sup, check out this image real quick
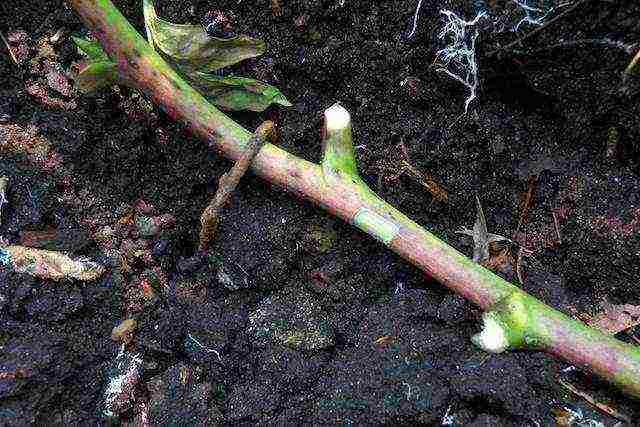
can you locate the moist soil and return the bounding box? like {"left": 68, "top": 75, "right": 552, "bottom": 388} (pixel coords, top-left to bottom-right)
{"left": 1, "top": 0, "right": 640, "bottom": 425}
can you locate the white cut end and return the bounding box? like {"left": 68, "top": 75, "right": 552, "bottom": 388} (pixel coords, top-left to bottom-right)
{"left": 324, "top": 103, "right": 351, "bottom": 131}
{"left": 471, "top": 312, "right": 509, "bottom": 353}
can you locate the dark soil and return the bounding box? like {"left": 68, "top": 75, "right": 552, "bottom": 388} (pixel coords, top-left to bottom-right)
{"left": 2, "top": 0, "right": 640, "bottom": 425}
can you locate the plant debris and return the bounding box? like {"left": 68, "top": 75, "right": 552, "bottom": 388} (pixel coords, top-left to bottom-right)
{"left": 0, "top": 243, "right": 105, "bottom": 281}
{"left": 586, "top": 300, "right": 640, "bottom": 336}
{"left": 457, "top": 195, "right": 510, "bottom": 264}
{"left": 0, "top": 176, "right": 8, "bottom": 225}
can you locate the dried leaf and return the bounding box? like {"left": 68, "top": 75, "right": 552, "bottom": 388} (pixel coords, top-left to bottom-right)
{"left": 143, "top": 0, "right": 264, "bottom": 73}
{"left": 457, "top": 195, "right": 510, "bottom": 263}
{"left": 587, "top": 301, "right": 640, "bottom": 335}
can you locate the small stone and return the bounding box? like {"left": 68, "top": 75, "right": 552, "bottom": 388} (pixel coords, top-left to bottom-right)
{"left": 247, "top": 288, "right": 335, "bottom": 351}
{"left": 134, "top": 214, "right": 175, "bottom": 237}
{"left": 111, "top": 319, "right": 138, "bottom": 345}
{"left": 148, "top": 363, "right": 223, "bottom": 424}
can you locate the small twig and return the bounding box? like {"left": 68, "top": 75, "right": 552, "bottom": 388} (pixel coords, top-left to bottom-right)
{"left": 516, "top": 175, "right": 536, "bottom": 236}
{"left": 0, "top": 30, "right": 18, "bottom": 65}
{"left": 625, "top": 46, "right": 640, "bottom": 75}
{"left": 557, "top": 378, "right": 631, "bottom": 423}
{"left": 397, "top": 143, "right": 449, "bottom": 202}
{"left": 198, "top": 121, "right": 275, "bottom": 251}
{"left": 487, "top": 0, "right": 590, "bottom": 56}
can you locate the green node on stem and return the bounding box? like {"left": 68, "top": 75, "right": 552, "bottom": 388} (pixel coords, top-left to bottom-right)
{"left": 472, "top": 291, "right": 531, "bottom": 353}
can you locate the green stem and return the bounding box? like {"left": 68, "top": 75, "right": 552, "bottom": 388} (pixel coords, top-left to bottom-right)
{"left": 67, "top": 0, "right": 640, "bottom": 398}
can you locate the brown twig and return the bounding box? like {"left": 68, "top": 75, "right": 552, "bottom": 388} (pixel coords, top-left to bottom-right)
{"left": 516, "top": 175, "right": 536, "bottom": 236}
{"left": 487, "top": 0, "right": 590, "bottom": 57}
{"left": 198, "top": 121, "right": 275, "bottom": 251}
{"left": 395, "top": 143, "right": 449, "bottom": 202}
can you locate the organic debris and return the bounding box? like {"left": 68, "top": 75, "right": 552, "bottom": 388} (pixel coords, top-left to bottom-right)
{"left": 271, "top": 0, "right": 282, "bottom": 17}
{"left": 199, "top": 121, "right": 275, "bottom": 250}
{"left": 551, "top": 405, "right": 603, "bottom": 427}
{"left": 0, "top": 244, "right": 104, "bottom": 281}
{"left": 0, "top": 30, "right": 18, "bottom": 65}
{"left": 457, "top": 195, "right": 510, "bottom": 264}
{"left": 372, "top": 142, "right": 448, "bottom": 202}
{"left": 586, "top": 300, "right": 640, "bottom": 336}
{"left": 558, "top": 378, "right": 631, "bottom": 423}
{"left": 625, "top": 47, "right": 640, "bottom": 75}
{"left": 516, "top": 175, "right": 536, "bottom": 235}
{"left": 605, "top": 127, "right": 619, "bottom": 161}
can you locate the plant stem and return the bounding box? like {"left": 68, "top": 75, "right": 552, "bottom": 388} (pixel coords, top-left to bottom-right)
{"left": 67, "top": 0, "right": 640, "bottom": 398}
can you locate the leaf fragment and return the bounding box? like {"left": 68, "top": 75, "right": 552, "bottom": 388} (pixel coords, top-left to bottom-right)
{"left": 72, "top": 36, "right": 119, "bottom": 93}
{"left": 193, "top": 73, "right": 292, "bottom": 111}
{"left": 75, "top": 60, "right": 119, "bottom": 93}
{"left": 72, "top": 35, "right": 110, "bottom": 61}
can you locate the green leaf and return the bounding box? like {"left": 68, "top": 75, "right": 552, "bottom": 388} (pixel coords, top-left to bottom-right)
{"left": 75, "top": 60, "right": 119, "bottom": 93}
{"left": 142, "top": 0, "right": 265, "bottom": 73}
{"left": 192, "top": 73, "right": 292, "bottom": 112}
{"left": 72, "top": 36, "right": 110, "bottom": 62}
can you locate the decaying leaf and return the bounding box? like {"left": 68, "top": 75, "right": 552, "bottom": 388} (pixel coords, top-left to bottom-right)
{"left": 587, "top": 300, "right": 640, "bottom": 335}
{"left": 457, "top": 194, "right": 510, "bottom": 263}
{"left": 142, "top": 0, "right": 290, "bottom": 111}
{"left": 0, "top": 244, "right": 104, "bottom": 281}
